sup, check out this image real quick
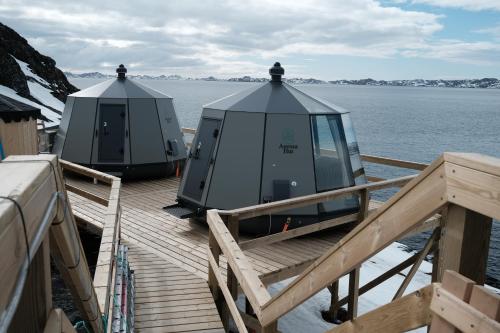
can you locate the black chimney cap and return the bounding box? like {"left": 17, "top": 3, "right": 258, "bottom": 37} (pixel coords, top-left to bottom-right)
{"left": 269, "top": 62, "right": 284, "bottom": 83}
{"left": 116, "top": 64, "right": 127, "bottom": 79}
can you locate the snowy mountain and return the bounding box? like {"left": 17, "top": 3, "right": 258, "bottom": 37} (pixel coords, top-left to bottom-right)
{"left": 0, "top": 22, "right": 77, "bottom": 128}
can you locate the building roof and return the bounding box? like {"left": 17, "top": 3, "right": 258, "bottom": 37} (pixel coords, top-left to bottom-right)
{"left": 70, "top": 65, "right": 172, "bottom": 99}
{"left": 0, "top": 94, "right": 43, "bottom": 122}
{"left": 204, "top": 62, "right": 348, "bottom": 114}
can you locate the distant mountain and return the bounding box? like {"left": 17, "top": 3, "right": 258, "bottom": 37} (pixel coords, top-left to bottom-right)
{"left": 66, "top": 71, "right": 499, "bottom": 88}
{"left": 329, "top": 78, "right": 500, "bottom": 89}
{"left": 0, "top": 22, "right": 78, "bottom": 127}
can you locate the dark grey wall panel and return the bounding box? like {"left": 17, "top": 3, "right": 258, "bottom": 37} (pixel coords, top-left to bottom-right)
{"left": 61, "top": 97, "right": 97, "bottom": 164}
{"left": 206, "top": 112, "right": 265, "bottom": 209}
{"left": 260, "top": 114, "right": 317, "bottom": 215}
{"left": 156, "top": 98, "right": 186, "bottom": 162}
{"left": 128, "top": 98, "right": 167, "bottom": 164}
{"left": 53, "top": 96, "right": 75, "bottom": 155}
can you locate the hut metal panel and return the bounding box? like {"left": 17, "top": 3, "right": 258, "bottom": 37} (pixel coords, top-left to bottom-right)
{"left": 128, "top": 98, "right": 167, "bottom": 164}
{"left": 260, "top": 114, "right": 317, "bottom": 215}
{"left": 52, "top": 96, "right": 75, "bottom": 155}
{"left": 91, "top": 98, "right": 130, "bottom": 165}
{"left": 181, "top": 116, "right": 222, "bottom": 204}
{"left": 61, "top": 97, "right": 97, "bottom": 164}
{"left": 178, "top": 109, "right": 225, "bottom": 200}
{"left": 156, "top": 98, "right": 186, "bottom": 162}
{"left": 206, "top": 112, "right": 265, "bottom": 209}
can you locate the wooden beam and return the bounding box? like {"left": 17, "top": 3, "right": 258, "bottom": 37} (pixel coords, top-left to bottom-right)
{"left": 59, "top": 159, "right": 117, "bottom": 184}
{"left": 65, "top": 183, "right": 109, "bottom": 206}
{"left": 43, "top": 308, "right": 77, "bottom": 333}
{"left": 259, "top": 156, "right": 447, "bottom": 326}
{"left": 239, "top": 213, "right": 358, "bottom": 251}
{"left": 207, "top": 250, "right": 249, "bottom": 333}
{"left": 206, "top": 210, "right": 271, "bottom": 322}
{"left": 220, "top": 174, "right": 416, "bottom": 220}
{"left": 181, "top": 127, "right": 197, "bottom": 135}
{"left": 445, "top": 160, "right": 500, "bottom": 220}
{"left": 429, "top": 270, "right": 475, "bottom": 333}
{"left": 469, "top": 285, "right": 500, "bottom": 322}
{"left": 361, "top": 154, "right": 428, "bottom": 170}
{"left": 437, "top": 204, "right": 492, "bottom": 284}
{"left": 328, "top": 284, "right": 433, "bottom": 333}
{"left": 393, "top": 228, "right": 438, "bottom": 300}
{"left": 430, "top": 284, "right": 500, "bottom": 333}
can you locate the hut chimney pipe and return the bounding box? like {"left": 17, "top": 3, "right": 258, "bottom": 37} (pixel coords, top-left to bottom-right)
{"left": 116, "top": 64, "right": 127, "bottom": 79}
{"left": 269, "top": 62, "right": 284, "bottom": 83}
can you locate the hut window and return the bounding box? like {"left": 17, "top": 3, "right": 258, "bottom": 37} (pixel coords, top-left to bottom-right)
{"left": 341, "top": 114, "right": 366, "bottom": 185}
{"left": 310, "top": 115, "right": 354, "bottom": 191}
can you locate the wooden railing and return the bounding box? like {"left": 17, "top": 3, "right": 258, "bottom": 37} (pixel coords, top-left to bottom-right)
{"left": 59, "top": 160, "right": 122, "bottom": 331}
{"left": 0, "top": 155, "right": 110, "bottom": 333}
{"left": 329, "top": 270, "right": 500, "bottom": 333}
{"left": 206, "top": 152, "right": 499, "bottom": 332}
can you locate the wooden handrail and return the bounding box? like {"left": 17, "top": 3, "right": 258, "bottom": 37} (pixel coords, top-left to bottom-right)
{"left": 206, "top": 210, "right": 271, "bottom": 322}
{"left": 207, "top": 250, "right": 248, "bottom": 333}
{"left": 361, "top": 154, "right": 428, "bottom": 170}
{"left": 219, "top": 175, "right": 415, "bottom": 220}
{"left": 59, "top": 158, "right": 122, "bottom": 321}
{"left": 60, "top": 159, "right": 119, "bottom": 184}
{"left": 206, "top": 152, "right": 500, "bottom": 330}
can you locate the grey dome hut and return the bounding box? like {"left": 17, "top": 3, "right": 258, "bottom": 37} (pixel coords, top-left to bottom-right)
{"left": 176, "top": 62, "right": 366, "bottom": 234}
{"left": 53, "top": 65, "right": 186, "bottom": 178}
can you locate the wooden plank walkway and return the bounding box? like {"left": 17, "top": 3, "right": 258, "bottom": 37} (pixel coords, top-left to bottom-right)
{"left": 66, "top": 175, "right": 394, "bottom": 332}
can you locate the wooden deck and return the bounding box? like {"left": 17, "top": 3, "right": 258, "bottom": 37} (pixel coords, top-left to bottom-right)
{"left": 67, "top": 175, "right": 381, "bottom": 332}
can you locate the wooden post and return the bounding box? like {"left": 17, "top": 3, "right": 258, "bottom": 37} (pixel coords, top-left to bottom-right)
{"left": 227, "top": 214, "right": 240, "bottom": 300}
{"left": 347, "top": 267, "right": 360, "bottom": 320}
{"left": 437, "top": 204, "right": 492, "bottom": 284}
{"left": 9, "top": 237, "right": 52, "bottom": 333}
{"left": 358, "top": 189, "right": 369, "bottom": 222}
{"left": 208, "top": 229, "right": 222, "bottom": 305}
{"left": 262, "top": 321, "right": 278, "bottom": 333}
{"left": 325, "top": 281, "right": 340, "bottom": 321}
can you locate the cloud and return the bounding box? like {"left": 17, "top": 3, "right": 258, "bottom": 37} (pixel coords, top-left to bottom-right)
{"left": 412, "top": 0, "right": 500, "bottom": 11}
{"left": 0, "top": 0, "right": 498, "bottom": 77}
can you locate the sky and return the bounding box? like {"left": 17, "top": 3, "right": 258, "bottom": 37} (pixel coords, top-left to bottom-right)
{"left": 0, "top": 0, "right": 499, "bottom": 80}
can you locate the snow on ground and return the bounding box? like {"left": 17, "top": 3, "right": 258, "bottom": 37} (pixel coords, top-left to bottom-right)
{"left": 237, "top": 242, "right": 432, "bottom": 333}
{"left": 0, "top": 84, "right": 61, "bottom": 127}
{"left": 27, "top": 81, "right": 64, "bottom": 111}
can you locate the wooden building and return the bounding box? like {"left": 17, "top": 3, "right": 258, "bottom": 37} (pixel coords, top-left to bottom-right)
{"left": 0, "top": 94, "right": 45, "bottom": 158}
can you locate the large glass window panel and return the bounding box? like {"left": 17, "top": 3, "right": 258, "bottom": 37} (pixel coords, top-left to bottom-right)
{"left": 341, "top": 113, "right": 366, "bottom": 185}
{"left": 311, "top": 115, "right": 354, "bottom": 191}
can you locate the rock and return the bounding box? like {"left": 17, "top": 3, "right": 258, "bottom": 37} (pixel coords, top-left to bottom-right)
{"left": 0, "top": 46, "right": 30, "bottom": 97}
{"left": 0, "top": 22, "right": 78, "bottom": 102}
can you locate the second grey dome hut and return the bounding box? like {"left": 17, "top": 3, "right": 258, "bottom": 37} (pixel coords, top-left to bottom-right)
{"left": 177, "top": 63, "right": 366, "bottom": 234}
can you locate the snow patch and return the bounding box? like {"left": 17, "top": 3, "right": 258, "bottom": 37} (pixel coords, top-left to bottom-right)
{"left": 27, "top": 81, "right": 64, "bottom": 111}
{"left": 13, "top": 57, "right": 50, "bottom": 86}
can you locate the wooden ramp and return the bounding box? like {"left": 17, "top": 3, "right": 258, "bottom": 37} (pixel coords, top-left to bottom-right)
{"left": 126, "top": 242, "right": 224, "bottom": 333}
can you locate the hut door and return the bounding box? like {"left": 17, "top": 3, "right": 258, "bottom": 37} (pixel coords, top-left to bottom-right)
{"left": 98, "top": 104, "right": 126, "bottom": 162}
{"left": 183, "top": 118, "right": 221, "bottom": 202}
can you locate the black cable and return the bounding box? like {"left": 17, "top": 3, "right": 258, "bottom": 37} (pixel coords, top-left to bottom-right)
{"left": 0, "top": 196, "right": 30, "bottom": 267}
